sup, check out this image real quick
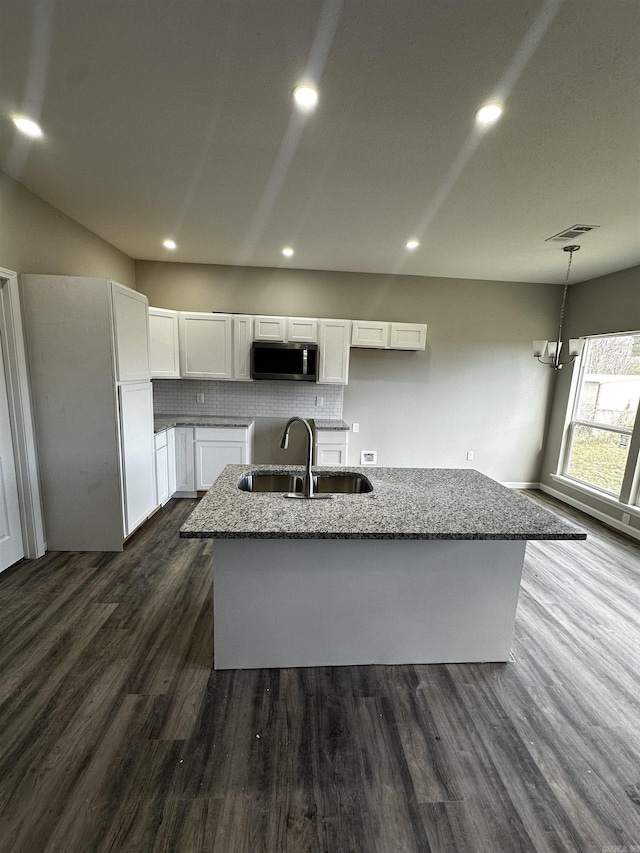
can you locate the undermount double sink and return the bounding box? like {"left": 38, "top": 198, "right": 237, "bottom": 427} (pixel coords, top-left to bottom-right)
{"left": 237, "top": 471, "right": 373, "bottom": 495}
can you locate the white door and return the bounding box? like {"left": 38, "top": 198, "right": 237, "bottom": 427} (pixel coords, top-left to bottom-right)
{"left": 0, "top": 336, "right": 23, "bottom": 572}
{"left": 195, "top": 441, "right": 247, "bottom": 490}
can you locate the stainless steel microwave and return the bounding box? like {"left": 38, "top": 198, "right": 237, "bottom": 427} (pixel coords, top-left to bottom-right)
{"left": 250, "top": 341, "right": 318, "bottom": 381}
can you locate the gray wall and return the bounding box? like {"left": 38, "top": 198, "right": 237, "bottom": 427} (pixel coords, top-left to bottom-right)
{"left": 540, "top": 263, "right": 640, "bottom": 535}
{"left": 136, "top": 260, "right": 563, "bottom": 484}
{"left": 0, "top": 172, "right": 135, "bottom": 286}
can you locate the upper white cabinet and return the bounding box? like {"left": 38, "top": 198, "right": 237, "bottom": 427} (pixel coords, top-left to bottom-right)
{"left": 179, "top": 312, "right": 233, "bottom": 380}
{"left": 112, "top": 283, "right": 150, "bottom": 382}
{"left": 351, "top": 320, "right": 390, "bottom": 349}
{"left": 351, "top": 319, "right": 427, "bottom": 351}
{"left": 254, "top": 315, "right": 286, "bottom": 342}
{"left": 149, "top": 307, "right": 180, "bottom": 378}
{"left": 232, "top": 315, "right": 253, "bottom": 381}
{"left": 287, "top": 317, "right": 318, "bottom": 343}
{"left": 389, "top": 322, "right": 427, "bottom": 351}
{"left": 318, "top": 319, "right": 351, "bottom": 385}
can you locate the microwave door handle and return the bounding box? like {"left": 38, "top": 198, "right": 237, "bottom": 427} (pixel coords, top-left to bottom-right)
{"left": 302, "top": 348, "right": 308, "bottom": 375}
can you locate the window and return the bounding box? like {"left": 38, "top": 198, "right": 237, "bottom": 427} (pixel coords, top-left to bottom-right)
{"left": 563, "top": 333, "right": 640, "bottom": 501}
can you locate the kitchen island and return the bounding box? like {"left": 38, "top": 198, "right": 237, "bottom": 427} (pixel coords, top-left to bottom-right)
{"left": 180, "top": 465, "right": 586, "bottom": 669}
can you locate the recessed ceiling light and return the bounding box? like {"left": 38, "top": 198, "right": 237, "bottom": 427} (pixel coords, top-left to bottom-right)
{"left": 282, "top": 247, "right": 294, "bottom": 257}
{"left": 475, "top": 103, "right": 503, "bottom": 124}
{"left": 163, "top": 239, "right": 177, "bottom": 250}
{"left": 293, "top": 85, "right": 318, "bottom": 110}
{"left": 405, "top": 239, "right": 420, "bottom": 250}
{"left": 12, "top": 115, "right": 43, "bottom": 138}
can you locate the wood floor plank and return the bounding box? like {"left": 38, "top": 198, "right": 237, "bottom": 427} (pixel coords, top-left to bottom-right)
{"left": 0, "top": 491, "right": 638, "bottom": 852}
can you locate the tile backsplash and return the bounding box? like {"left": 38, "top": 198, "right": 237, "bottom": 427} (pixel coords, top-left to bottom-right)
{"left": 152, "top": 379, "right": 343, "bottom": 420}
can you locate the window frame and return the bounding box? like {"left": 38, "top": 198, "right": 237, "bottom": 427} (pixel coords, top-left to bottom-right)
{"left": 561, "top": 332, "right": 640, "bottom": 506}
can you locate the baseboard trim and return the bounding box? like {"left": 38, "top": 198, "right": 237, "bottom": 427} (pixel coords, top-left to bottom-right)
{"left": 502, "top": 482, "right": 541, "bottom": 490}
{"left": 540, "top": 483, "right": 640, "bottom": 542}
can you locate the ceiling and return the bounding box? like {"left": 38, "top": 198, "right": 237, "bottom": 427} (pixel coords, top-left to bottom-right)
{"left": 1, "top": 0, "right": 638, "bottom": 284}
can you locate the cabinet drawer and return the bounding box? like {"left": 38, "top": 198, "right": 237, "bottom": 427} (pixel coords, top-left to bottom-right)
{"left": 195, "top": 427, "right": 248, "bottom": 442}
{"left": 315, "top": 429, "right": 349, "bottom": 444}
{"left": 154, "top": 430, "right": 167, "bottom": 450}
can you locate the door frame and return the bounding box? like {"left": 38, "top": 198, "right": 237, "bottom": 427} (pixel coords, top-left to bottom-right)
{"left": 0, "top": 267, "right": 46, "bottom": 558}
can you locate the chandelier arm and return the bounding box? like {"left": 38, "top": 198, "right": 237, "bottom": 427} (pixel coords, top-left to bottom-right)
{"left": 553, "top": 245, "right": 579, "bottom": 369}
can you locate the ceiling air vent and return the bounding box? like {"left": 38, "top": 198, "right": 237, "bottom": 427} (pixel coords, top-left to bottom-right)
{"left": 546, "top": 224, "right": 600, "bottom": 242}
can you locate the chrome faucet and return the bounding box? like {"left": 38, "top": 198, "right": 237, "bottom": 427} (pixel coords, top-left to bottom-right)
{"left": 280, "top": 416, "right": 331, "bottom": 500}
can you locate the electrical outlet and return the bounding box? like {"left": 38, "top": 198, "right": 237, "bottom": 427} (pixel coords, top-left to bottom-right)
{"left": 466, "top": 451, "right": 474, "bottom": 461}
{"left": 316, "top": 396, "right": 323, "bottom": 407}
{"left": 196, "top": 393, "right": 205, "bottom": 403}
{"left": 361, "top": 450, "right": 377, "bottom": 465}
{"left": 352, "top": 422, "right": 359, "bottom": 433}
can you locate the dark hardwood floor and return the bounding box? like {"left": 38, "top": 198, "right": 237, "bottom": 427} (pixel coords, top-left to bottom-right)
{"left": 0, "top": 492, "right": 639, "bottom": 852}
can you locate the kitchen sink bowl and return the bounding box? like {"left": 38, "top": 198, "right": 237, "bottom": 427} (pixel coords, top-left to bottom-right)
{"left": 312, "top": 473, "right": 373, "bottom": 494}
{"left": 237, "top": 473, "right": 304, "bottom": 493}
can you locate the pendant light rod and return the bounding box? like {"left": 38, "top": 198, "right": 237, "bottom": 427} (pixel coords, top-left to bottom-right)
{"left": 533, "top": 244, "right": 585, "bottom": 370}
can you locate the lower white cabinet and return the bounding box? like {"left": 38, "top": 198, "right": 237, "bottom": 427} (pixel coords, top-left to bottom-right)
{"left": 119, "top": 382, "right": 157, "bottom": 536}
{"left": 174, "top": 427, "right": 196, "bottom": 494}
{"left": 154, "top": 430, "right": 170, "bottom": 506}
{"left": 195, "top": 426, "right": 254, "bottom": 490}
{"left": 314, "top": 428, "right": 348, "bottom": 466}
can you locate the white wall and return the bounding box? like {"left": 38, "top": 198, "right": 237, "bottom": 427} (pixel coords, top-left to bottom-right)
{"left": 136, "top": 260, "right": 563, "bottom": 483}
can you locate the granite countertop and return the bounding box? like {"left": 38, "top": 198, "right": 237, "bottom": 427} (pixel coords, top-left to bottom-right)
{"left": 312, "top": 419, "right": 350, "bottom": 431}
{"left": 154, "top": 415, "right": 255, "bottom": 433}
{"left": 180, "top": 465, "right": 587, "bottom": 541}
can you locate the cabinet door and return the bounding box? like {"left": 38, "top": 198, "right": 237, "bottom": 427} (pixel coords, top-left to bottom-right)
{"left": 233, "top": 315, "right": 253, "bottom": 381}
{"left": 167, "top": 428, "right": 176, "bottom": 496}
{"left": 195, "top": 441, "right": 247, "bottom": 490}
{"left": 316, "top": 443, "right": 348, "bottom": 466}
{"left": 318, "top": 319, "right": 351, "bottom": 385}
{"left": 179, "top": 313, "right": 233, "bottom": 379}
{"left": 174, "top": 427, "right": 195, "bottom": 493}
{"left": 389, "top": 322, "right": 427, "bottom": 350}
{"left": 155, "top": 443, "right": 170, "bottom": 506}
{"left": 118, "top": 382, "right": 156, "bottom": 535}
{"left": 149, "top": 308, "right": 181, "bottom": 378}
{"left": 253, "top": 316, "right": 286, "bottom": 342}
{"left": 287, "top": 317, "right": 318, "bottom": 343}
{"left": 112, "top": 283, "right": 150, "bottom": 382}
{"left": 351, "top": 320, "right": 390, "bottom": 348}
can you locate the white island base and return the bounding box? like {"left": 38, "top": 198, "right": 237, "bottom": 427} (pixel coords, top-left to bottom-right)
{"left": 213, "top": 538, "right": 527, "bottom": 670}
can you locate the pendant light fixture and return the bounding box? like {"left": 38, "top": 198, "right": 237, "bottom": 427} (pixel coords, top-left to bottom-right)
{"left": 533, "top": 244, "right": 585, "bottom": 369}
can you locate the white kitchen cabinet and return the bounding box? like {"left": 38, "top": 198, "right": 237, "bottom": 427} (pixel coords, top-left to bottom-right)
{"left": 314, "top": 428, "right": 348, "bottom": 466}
{"left": 318, "top": 319, "right": 351, "bottom": 385}
{"left": 167, "top": 427, "right": 176, "bottom": 497}
{"left": 179, "top": 312, "right": 233, "bottom": 379}
{"left": 174, "top": 427, "right": 196, "bottom": 495}
{"left": 253, "top": 316, "right": 286, "bottom": 342}
{"left": 111, "top": 283, "right": 151, "bottom": 381}
{"left": 194, "top": 425, "right": 254, "bottom": 490}
{"left": 149, "top": 307, "right": 181, "bottom": 378}
{"left": 154, "top": 430, "right": 170, "bottom": 506}
{"left": 351, "top": 320, "right": 390, "bottom": 349}
{"left": 233, "top": 314, "right": 253, "bottom": 381}
{"left": 119, "top": 382, "right": 157, "bottom": 535}
{"left": 389, "top": 322, "right": 427, "bottom": 350}
{"left": 287, "top": 317, "right": 318, "bottom": 343}
{"left": 20, "top": 275, "right": 156, "bottom": 550}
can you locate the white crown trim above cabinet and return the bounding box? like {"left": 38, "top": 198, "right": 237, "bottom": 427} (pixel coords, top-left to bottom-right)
{"left": 149, "top": 307, "right": 181, "bottom": 378}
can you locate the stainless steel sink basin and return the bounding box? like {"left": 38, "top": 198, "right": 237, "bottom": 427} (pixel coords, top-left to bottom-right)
{"left": 237, "top": 473, "right": 304, "bottom": 493}
{"left": 312, "top": 473, "right": 373, "bottom": 494}
{"left": 237, "top": 471, "right": 373, "bottom": 496}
